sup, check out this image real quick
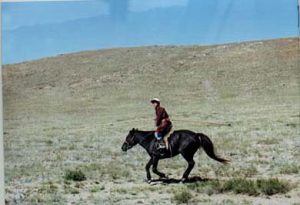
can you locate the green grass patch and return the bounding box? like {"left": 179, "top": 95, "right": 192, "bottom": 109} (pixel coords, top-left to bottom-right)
{"left": 286, "top": 123, "right": 298, "bottom": 128}
{"left": 64, "top": 169, "right": 86, "bottom": 181}
{"left": 257, "top": 178, "right": 290, "bottom": 195}
{"left": 222, "top": 178, "right": 258, "bottom": 196}
{"left": 45, "top": 139, "right": 53, "bottom": 145}
{"left": 187, "top": 178, "right": 291, "bottom": 196}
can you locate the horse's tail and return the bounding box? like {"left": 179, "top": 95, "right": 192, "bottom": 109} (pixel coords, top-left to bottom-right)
{"left": 198, "top": 133, "right": 230, "bottom": 165}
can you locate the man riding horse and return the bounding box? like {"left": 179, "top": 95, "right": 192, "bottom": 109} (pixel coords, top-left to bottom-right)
{"left": 150, "top": 98, "right": 172, "bottom": 151}
{"left": 121, "top": 98, "right": 230, "bottom": 182}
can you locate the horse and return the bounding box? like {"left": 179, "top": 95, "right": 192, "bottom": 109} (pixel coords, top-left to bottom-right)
{"left": 121, "top": 128, "right": 229, "bottom": 183}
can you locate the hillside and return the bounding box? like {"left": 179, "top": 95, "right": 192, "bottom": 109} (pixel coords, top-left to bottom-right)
{"left": 3, "top": 38, "right": 299, "bottom": 120}
{"left": 3, "top": 38, "right": 300, "bottom": 204}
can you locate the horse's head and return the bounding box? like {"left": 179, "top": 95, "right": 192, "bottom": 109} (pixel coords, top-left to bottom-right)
{"left": 121, "top": 128, "right": 139, "bottom": 152}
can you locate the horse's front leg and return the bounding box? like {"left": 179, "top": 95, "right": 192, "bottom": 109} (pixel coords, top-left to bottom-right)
{"left": 145, "top": 158, "right": 153, "bottom": 182}
{"left": 152, "top": 157, "right": 167, "bottom": 179}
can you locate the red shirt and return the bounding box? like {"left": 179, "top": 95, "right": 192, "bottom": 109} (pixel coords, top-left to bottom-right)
{"left": 155, "top": 106, "right": 170, "bottom": 127}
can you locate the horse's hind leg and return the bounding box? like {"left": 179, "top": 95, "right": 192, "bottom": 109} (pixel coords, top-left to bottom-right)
{"left": 181, "top": 154, "right": 195, "bottom": 182}
{"left": 152, "top": 157, "right": 167, "bottom": 179}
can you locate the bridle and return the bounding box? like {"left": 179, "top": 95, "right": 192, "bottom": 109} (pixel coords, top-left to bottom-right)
{"left": 124, "top": 132, "right": 135, "bottom": 147}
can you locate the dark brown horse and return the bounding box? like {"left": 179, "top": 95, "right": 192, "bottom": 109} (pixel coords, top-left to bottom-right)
{"left": 121, "top": 128, "right": 229, "bottom": 183}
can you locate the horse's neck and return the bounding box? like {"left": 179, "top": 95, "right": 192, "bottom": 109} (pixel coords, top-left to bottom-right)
{"left": 136, "top": 131, "right": 154, "bottom": 150}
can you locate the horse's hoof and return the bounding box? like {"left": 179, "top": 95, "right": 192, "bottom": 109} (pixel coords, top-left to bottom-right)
{"left": 147, "top": 179, "right": 152, "bottom": 184}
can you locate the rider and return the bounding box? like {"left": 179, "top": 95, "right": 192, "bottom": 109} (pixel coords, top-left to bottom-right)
{"left": 150, "top": 98, "right": 172, "bottom": 150}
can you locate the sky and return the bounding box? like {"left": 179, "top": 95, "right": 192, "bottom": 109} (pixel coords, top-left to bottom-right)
{"left": 2, "top": 0, "right": 299, "bottom": 64}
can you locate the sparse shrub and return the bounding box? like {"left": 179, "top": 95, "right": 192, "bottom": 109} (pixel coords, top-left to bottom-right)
{"left": 45, "top": 140, "right": 53, "bottom": 145}
{"left": 222, "top": 178, "right": 259, "bottom": 196}
{"left": 257, "top": 178, "right": 290, "bottom": 195}
{"left": 280, "top": 164, "right": 299, "bottom": 174}
{"left": 173, "top": 188, "right": 193, "bottom": 204}
{"left": 64, "top": 169, "right": 86, "bottom": 181}
{"left": 286, "top": 123, "right": 297, "bottom": 128}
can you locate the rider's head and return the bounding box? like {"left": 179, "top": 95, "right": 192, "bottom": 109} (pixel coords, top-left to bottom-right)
{"left": 150, "top": 98, "right": 160, "bottom": 108}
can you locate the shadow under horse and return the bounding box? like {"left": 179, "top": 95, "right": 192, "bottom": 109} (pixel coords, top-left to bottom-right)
{"left": 121, "top": 128, "right": 230, "bottom": 183}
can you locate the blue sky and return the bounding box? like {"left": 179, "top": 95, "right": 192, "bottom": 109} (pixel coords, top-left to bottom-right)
{"left": 2, "top": 0, "right": 298, "bottom": 64}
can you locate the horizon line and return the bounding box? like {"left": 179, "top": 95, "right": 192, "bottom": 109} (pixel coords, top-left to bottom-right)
{"left": 3, "top": 36, "right": 298, "bottom": 66}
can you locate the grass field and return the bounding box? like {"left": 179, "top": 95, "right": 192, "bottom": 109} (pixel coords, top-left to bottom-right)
{"left": 3, "top": 37, "right": 300, "bottom": 204}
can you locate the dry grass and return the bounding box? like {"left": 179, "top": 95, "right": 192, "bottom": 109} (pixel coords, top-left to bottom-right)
{"left": 3, "top": 38, "right": 300, "bottom": 204}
